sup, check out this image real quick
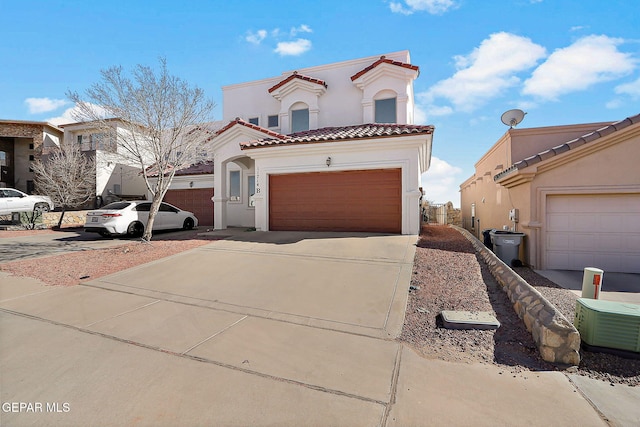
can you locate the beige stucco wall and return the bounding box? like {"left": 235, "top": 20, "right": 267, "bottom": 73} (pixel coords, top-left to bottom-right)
{"left": 460, "top": 119, "right": 637, "bottom": 268}
{"left": 509, "top": 123, "right": 609, "bottom": 166}
{"left": 517, "top": 125, "right": 640, "bottom": 269}
{"left": 460, "top": 132, "right": 512, "bottom": 235}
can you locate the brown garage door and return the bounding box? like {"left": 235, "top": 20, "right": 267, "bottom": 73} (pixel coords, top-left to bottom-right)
{"left": 164, "top": 188, "right": 214, "bottom": 226}
{"left": 269, "top": 169, "right": 401, "bottom": 233}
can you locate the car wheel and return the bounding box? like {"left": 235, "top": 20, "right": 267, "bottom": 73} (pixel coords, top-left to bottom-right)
{"left": 183, "top": 217, "right": 195, "bottom": 230}
{"left": 34, "top": 203, "right": 50, "bottom": 213}
{"left": 99, "top": 230, "right": 112, "bottom": 238}
{"left": 127, "top": 221, "right": 144, "bottom": 238}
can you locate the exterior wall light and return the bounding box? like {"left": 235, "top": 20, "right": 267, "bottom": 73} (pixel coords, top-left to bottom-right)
{"left": 326, "top": 157, "right": 331, "bottom": 167}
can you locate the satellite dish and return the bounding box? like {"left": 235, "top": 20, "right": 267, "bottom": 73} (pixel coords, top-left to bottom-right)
{"left": 501, "top": 109, "right": 526, "bottom": 128}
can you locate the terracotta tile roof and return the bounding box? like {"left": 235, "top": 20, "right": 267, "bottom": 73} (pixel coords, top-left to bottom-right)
{"left": 174, "top": 160, "right": 214, "bottom": 176}
{"left": 213, "top": 117, "right": 286, "bottom": 140}
{"left": 494, "top": 113, "right": 640, "bottom": 181}
{"left": 268, "top": 71, "right": 328, "bottom": 93}
{"left": 241, "top": 123, "right": 434, "bottom": 149}
{"left": 350, "top": 56, "right": 419, "bottom": 81}
{"left": 146, "top": 160, "right": 214, "bottom": 177}
{"left": 144, "top": 163, "right": 174, "bottom": 178}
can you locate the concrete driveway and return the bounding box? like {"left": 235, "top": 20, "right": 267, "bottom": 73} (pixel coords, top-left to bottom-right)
{"left": 0, "top": 231, "right": 606, "bottom": 426}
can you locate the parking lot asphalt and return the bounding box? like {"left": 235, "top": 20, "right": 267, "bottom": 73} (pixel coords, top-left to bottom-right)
{"left": 0, "top": 231, "right": 609, "bottom": 426}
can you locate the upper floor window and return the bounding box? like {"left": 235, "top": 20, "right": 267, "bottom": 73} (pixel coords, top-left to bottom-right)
{"left": 248, "top": 117, "right": 259, "bottom": 126}
{"left": 375, "top": 97, "right": 396, "bottom": 123}
{"left": 291, "top": 108, "right": 309, "bottom": 133}
{"left": 268, "top": 115, "right": 279, "bottom": 128}
{"left": 77, "top": 135, "right": 83, "bottom": 144}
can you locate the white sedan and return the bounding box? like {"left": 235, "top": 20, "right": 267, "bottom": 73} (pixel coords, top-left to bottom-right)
{"left": 0, "top": 188, "right": 54, "bottom": 214}
{"left": 84, "top": 201, "right": 198, "bottom": 237}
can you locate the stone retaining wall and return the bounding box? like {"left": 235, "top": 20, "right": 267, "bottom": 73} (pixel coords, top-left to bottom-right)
{"left": 453, "top": 225, "right": 581, "bottom": 365}
{"left": 42, "top": 211, "right": 88, "bottom": 228}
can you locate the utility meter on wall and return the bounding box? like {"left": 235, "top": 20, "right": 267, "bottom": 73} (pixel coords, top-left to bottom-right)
{"left": 509, "top": 208, "right": 519, "bottom": 222}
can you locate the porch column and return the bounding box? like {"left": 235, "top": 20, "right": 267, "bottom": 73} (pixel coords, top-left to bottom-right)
{"left": 213, "top": 158, "right": 228, "bottom": 230}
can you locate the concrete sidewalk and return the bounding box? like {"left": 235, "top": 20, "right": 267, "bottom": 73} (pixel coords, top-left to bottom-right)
{"left": 536, "top": 269, "right": 640, "bottom": 303}
{"left": 0, "top": 232, "right": 611, "bottom": 426}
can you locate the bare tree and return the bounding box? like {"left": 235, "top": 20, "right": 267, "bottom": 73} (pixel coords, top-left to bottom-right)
{"left": 32, "top": 143, "right": 96, "bottom": 228}
{"left": 67, "top": 58, "right": 215, "bottom": 241}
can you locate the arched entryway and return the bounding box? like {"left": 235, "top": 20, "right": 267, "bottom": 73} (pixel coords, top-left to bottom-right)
{"left": 213, "top": 153, "right": 255, "bottom": 230}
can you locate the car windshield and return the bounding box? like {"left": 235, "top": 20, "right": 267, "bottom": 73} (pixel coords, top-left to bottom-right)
{"left": 101, "top": 202, "right": 132, "bottom": 210}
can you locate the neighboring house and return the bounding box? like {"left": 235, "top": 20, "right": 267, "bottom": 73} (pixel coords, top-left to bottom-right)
{"left": 168, "top": 50, "right": 433, "bottom": 234}
{"left": 58, "top": 119, "right": 148, "bottom": 204}
{"left": 460, "top": 113, "right": 640, "bottom": 273}
{"left": 0, "top": 119, "right": 63, "bottom": 193}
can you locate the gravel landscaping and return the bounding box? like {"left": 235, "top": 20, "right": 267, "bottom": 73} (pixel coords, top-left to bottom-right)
{"left": 0, "top": 229, "right": 224, "bottom": 287}
{"left": 401, "top": 225, "right": 640, "bottom": 386}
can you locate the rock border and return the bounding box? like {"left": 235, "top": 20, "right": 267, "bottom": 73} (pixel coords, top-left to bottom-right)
{"left": 42, "top": 211, "right": 88, "bottom": 228}
{"left": 452, "top": 225, "right": 581, "bottom": 365}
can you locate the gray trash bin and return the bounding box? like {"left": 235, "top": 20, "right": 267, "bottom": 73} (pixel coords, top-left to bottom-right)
{"left": 489, "top": 230, "right": 525, "bottom": 266}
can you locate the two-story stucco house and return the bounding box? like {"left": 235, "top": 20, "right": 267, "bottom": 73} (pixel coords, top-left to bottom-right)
{"left": 165, "top": 50, "right": 434, "bottom": 234}
{"left": 59, "top": 119, "right": 149, "bottom": 204}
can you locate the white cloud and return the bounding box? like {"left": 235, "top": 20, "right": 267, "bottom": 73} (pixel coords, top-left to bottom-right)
{"left": 522, "top": 35, "right": 636, "bottom": 100}
{"left": 421, "top": 156, "right": 463, "bottom": 205}
{"left": 274, "top": 39, "right": 312, "bottom": 56}
{"left": 468, "top": 115, "right": 490, "bottom": 126}
{"left": 290, "top": 24, "right": 312, "bottom": 36}
{"left": 25, "top": 97, "right": 68, "bottom": 114}
{"left": 413, "top": 104, "right": 427, "bottom": 124}
{"left": 246, "top": 29, "right": 267, "bottom": 45}
{"left": 389, "top": 2, "right": 412, "bottom": 15}
{"left": 605, "top": 99, "right": 623, "bottom": 109}
{"left": 607, "top": 76, "right": 640, "bottom": 108}
{"left": 46, "top": 106, "right": 79, "bottom": 126}
{"left": 425, "top": 105, "right": 453, "bottom": 117}
{"left": 390, "top": 0, "right": 458, "bottom": 15}
{"left": 46, "top": 103, "right": 109, "bottom": 126}
{"left": 615, "top": 76, "right": 640, "bottom": 97}
{"left": 245, "top": 25, "right": 313, "bottom": 55}
{"left": 422, "top": 32, "right": 546, "bottom": 112}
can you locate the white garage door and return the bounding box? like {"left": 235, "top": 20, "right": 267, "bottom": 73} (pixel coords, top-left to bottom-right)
{"left": 545, "top": 194, "right": 640, "bottom": 273}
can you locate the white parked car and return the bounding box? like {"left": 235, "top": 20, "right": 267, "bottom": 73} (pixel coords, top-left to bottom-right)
{"left": 84, "top": 201, "right": 198, "bottom": 237}
{"left": 0, "top": 188, "right": 54, "bottom": 214}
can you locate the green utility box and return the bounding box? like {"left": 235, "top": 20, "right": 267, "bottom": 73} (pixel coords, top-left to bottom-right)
{"left": 574, "top": 298, "right": 640, "bottom": 353}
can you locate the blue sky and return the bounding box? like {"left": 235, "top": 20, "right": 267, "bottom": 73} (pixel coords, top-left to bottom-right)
{"left": 1, "top": 0, "right": 639, "bottom": 206}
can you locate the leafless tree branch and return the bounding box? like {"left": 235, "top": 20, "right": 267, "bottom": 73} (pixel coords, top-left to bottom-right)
{"left": 67, "top": 58, "right": 216, "bottom": 240}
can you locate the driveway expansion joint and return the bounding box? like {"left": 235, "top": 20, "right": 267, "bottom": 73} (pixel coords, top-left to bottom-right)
{"left": 1, "top": 308, "right": 390, "bottom": 408}
{"left": 80, "top": 281, "right": 393, "bottom": 339}
{"left": 182, "top": 315, "right": 248, "bottom": 354}
{"left": 84, "top": 299, "right": 161, "bottom": 327}
{"left": 197, "top": 246, "right": 413, "bottom": 266}
{"left": 381, "top": 344, "right": 403, "bottom": 426}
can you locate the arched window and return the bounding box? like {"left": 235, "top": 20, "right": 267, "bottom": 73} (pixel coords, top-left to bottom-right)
{"left": 374, "top": 90, "right": 397, "bottom": 123}
{"left": 290, "top": 102, "right": 309, "bottom": 133}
